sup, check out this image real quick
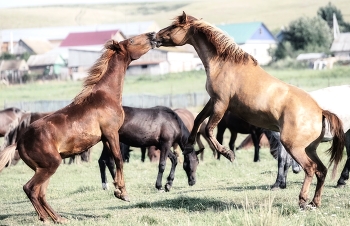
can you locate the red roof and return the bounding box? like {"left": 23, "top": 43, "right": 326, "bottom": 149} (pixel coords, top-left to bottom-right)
{"left": 59, "top": 29, "right": 122, "bottom": 47}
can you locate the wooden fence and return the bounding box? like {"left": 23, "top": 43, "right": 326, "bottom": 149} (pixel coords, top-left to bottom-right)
{"left": 4, "top": 92, "right": 210, "bottom": 112}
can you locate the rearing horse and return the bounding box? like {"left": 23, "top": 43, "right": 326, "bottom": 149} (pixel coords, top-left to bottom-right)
{"left": 15, "top": 33, "right": 156, "bottom": 223}
{"left": 155, "top": 12, "right": 345, "bottom": 209}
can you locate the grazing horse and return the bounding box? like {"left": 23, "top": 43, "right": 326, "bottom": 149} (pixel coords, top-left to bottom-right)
{"left": 155, "top": 12, "right": 345, "bottom": 209}
{"left": 98, "top": 106, "right": 200, "bottom": 192}
{"left": 269, "top": 85, "right": 350, "bottom": 189}
{"left": 10, "top": 33, "right": 157, "bottom": 223}
{"left": 216, "top": 111, "right": 264, "bottom": 162}
{"left": 0, "top": 107, "right": 26, "bottom": 137}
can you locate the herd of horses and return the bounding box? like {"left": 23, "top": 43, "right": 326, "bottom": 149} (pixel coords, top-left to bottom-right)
{"left": 0, "top": 12, "right": 349, "bottom": 223}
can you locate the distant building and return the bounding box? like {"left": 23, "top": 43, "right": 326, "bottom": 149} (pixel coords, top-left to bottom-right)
{"left": 330, "top": 32, "right": 350, "bottom": 61}
{"left": 27, "top": 53, "right": 67, "bottom": 80}
{"left": 216, "top": 22, "right": 277, "bottom": 65}
{"left": 13, "top": 38, "right": 54, "bottom": 55}
{"left": 0, "top": 21, "right": 159, "bottom": 53}
{"left": 0, "top": 59, "right": 29, "bottom": 84}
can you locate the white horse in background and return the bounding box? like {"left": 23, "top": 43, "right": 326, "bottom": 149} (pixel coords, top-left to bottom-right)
{"left": 272, "top": 85, "right": 350, "bottom": 189}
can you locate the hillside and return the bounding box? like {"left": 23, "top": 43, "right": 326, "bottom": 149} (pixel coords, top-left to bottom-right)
{"left": 0, "top": 0, "right": 349, "bottom": 33}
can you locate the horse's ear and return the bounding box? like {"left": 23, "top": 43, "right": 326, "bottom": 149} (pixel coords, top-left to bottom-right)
{"left": 180, "top": 11, "right": 188, "bottom": 24}
{"left": 195, "top": 148, "right": 204, "bottom": 156}
{"left": 107, "top": 40, "right": 121, "bottom": 52}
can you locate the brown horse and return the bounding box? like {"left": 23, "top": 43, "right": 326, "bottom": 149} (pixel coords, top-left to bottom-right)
{"left": 155, "top": 12, "right": 345, "bottom": 209}
{"left": 0, "top": 107, "right": 27, "bottom": 137}
{"left": 12, "top": 33, "right": 156, "bottom": 223}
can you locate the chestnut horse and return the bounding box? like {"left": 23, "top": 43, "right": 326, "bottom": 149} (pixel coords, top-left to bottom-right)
{"left": 155, "top": 12, "right": 345, "bottom": 209}
{"left": 12, "top": 33, "right": 156, "bottom": 223}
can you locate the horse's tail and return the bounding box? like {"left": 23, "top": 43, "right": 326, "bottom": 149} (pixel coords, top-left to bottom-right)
{"left": 0, "top": 144, "right": 17, "bottom": 172}
{"left": 323, "top": 110, "right": 345, "bottom": 179}
{"left": 262, "top": 130, "right": 281, "bottom": 159}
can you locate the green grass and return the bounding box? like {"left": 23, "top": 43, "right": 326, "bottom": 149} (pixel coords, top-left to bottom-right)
{"left": 1, "top": 66, "right": 350, "bottom": 109}
{"left": 1, "top": 137, "right": 350, "bottom": 225}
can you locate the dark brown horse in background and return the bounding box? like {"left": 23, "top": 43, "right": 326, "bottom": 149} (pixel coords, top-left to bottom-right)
{"left": 216, "top": 111, "right": 264, "bottom": 162}
{"left": 2, "top": 33, "right": 157, "bottom": 223}
{"left": 98, "top": 106, "right": 201, "bottom": 192}
{"left": 155, "top": 12, "right": 345, "bottom": 209}
{"left": 0, "top": 107, "right": 27, "bottom": 137}
{"left": 0, "top": 110, "right": 90, "bottom": 168}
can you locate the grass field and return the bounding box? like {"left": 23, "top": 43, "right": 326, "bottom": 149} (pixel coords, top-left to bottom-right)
{"left": 1, "top": 139, "right": 350, "bottom": 225}
{"left": 0, "top": 0, "right": 349, "bottom": 32}
{"left": 1, "top": 66, "right": 350, "bottom": 225}
{"left": 1, "top": 66, "right": 350, "bottom": 109}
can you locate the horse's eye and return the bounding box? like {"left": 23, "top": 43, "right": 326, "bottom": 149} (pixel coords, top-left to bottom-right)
{"left": 130, "top": 39, "right": 134, "bottom": 44}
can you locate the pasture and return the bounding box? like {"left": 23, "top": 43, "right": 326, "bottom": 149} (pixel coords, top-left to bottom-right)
{"left": 1, "top": 66, "right": 350, "bottom": 225}
{"left": 1, "top": 140, "right": 350, "bottom": 225}
{"left": 1, "top": 66, "right": 350, "bottom": 109}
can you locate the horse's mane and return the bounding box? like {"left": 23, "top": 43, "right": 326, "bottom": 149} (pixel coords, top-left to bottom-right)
{"left": 73, "top": 40, "right": 120, "bottom": 104}
{"left": 173, "top": 15, "right": 257, "bottom": 65}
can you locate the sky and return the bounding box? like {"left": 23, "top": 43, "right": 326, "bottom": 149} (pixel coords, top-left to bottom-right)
{"left": 0, "top": 0, "right": 174, "bottom": 9}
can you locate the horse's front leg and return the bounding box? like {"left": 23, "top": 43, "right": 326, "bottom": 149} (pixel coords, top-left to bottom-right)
{"left": 251, "top": 131, "right": 261, "bottom": 162}
{"left": 187, "top": 99, "right": 213, "bottom": 145}
{"left": 155, "top": 145, "right": 169, "bottom": 191}
{"left": 205, "top": 101, "right": 234, "bottom": 162}
{"left": 105, "top": 134, "right": 129, "bottom": 202}
{"left": 165, "top": 150, "right": 178, "bottom": 192}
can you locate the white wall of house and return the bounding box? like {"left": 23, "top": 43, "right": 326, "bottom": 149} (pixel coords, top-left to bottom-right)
{"left": 241, "top": 42, "right": 276, "bottom": 65}
{"left": 167, "top": 51, "right": 195, "bottom": 73}
{"left": 333, "top": 52, "right": 350, "bottom": 61}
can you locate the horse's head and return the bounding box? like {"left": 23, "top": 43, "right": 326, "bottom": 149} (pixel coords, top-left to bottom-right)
{"left": 107, "top": 32, "right": 157, "bottom": 61}
{"left": 156, "top": 11, "right": 197, "bottom": 47}
{"left": 182, "top": 145, "right": 203, "bottom": 186}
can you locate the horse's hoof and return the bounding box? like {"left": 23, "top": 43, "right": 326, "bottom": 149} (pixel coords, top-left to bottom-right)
{"left": 102, "top": 183, "right": 109, "bottom": 190}
{"left": 158, "top": 188, "right": 165, "bottom": 193}
{"left": 336, "top": 184, "right": 345, "bottom": 188}
{"left": 270, "top": 186, "right": 279, "bottom": 191}
{"left": 114, "top": 189, "right": 130, "bottom": 202}
{"left": 165, "top": 184, "right": 172, "bottom": 192}
{"left": 222, "top": 147, "right": 235, "bottom": 162}
{"left": 56, "top": 217, "right": 69, "bottom": 224}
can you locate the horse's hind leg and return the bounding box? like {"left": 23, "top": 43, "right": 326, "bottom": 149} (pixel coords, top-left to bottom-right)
{"left": 196, "top": 133, "right": 205, "bottom": 161}
{"left": 337, "top": 130, "right": 350, "bottom": 187}
{"left": 23, "top": 162, "right": 63, "bottom": 223}
{"left": 165, "top": 150, "right": 178, "bottom": 192}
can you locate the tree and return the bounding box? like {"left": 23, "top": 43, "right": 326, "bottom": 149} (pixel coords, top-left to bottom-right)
{"left": 317, "top": 2, "right": 350, "bottom": 32}
{"left": 283, "top": 16, "right": 332, "bottom": 52}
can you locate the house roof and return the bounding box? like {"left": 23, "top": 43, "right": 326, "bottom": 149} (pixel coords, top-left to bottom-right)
{"left": 216, "top": 22, "right": 276, "bottom": 44}
{"left": 59, "top": 29, "right": 124, "bottom": 47}
{"left": 0, "top": 59, "right": 28, "bottom": 71}
{"left": 330, "top": 32, "right": 350, "bottom": 52}
{"left": 20, "top": 38, "right": 54, "bottom": 54}
{"left": 1, "top": 21, "right": 159, "bottom": 42}
{"left": 27, "top": 53, "right": 65, "bottom": 66}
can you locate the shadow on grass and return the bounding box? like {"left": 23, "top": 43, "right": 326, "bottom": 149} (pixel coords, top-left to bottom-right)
{"left": 111, "top": 196, "right": 242, "bottom": 212}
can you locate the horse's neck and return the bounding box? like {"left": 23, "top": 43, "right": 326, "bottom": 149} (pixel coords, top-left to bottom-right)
{"left": 188, "top": 33, "right": 215, "bottom": 68}
{"left": 99, "top": 55, "right": 129, "bottom": 101}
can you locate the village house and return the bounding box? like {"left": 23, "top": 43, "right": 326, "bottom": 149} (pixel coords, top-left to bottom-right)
{"left": 216, "top": 22, "right": 277, "bottom": 65}
{"left": 26, "top": 53, "right": 67, "bottom": 80}
{"left": 0, "top": 59, "right": 29, "bottom": 84}
{"left": 330, "top": 32, "right": 350, "bottom": 61}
